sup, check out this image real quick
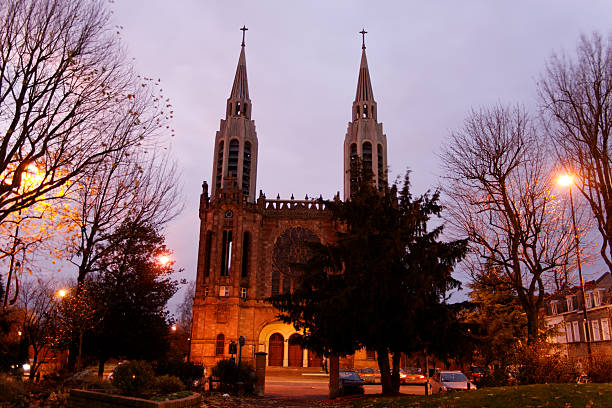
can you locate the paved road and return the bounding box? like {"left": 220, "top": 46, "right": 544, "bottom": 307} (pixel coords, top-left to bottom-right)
{"left": 265, "top": 375, "right": 427, "bottom": 399}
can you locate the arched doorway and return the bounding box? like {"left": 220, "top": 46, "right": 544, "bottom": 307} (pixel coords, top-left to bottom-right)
{"left": 268, "top": 333, "right": 284, "bottom": 366}
{"left": 308, "top": 350, "right": 322, "bottom": 368}
{"left": 288, "top": 334, "right": 303, "bottom": 367}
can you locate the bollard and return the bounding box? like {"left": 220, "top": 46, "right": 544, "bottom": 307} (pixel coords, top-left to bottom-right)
{"left": 254, "top": 352, "right": 267, "bottom": 397}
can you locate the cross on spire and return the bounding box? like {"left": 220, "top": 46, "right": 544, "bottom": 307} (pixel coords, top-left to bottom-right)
{"left": 240, "top": 25, "right": 248, "bottom": 47}
{"left": 360, "top": 28, "right": 367, "bottom": 50}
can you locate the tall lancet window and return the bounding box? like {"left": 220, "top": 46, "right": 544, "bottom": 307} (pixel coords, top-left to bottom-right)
{"left": 377, "top": 144, "right": 384, "bottom": 190}
{"left": 242, "top": 142, "right": 251, "bottom": 196}
{"left": 228, "top": 139, "right": 239, "bottom": 178}
{"left": 221, "top": 230, "right": 233, "bottom": 277}
{"left": 362, "top": 141, "right": 372, "bottom": 173}
{"left": 216, "top": 141, "right": 224, "bottom": 190}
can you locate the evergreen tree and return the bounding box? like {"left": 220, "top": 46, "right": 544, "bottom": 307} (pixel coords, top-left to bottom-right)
{"left": 83, "top": 220, "right": 178, "bottom": 376}
{"left": 270, "top": 162, "right": 467, "bottom": 394}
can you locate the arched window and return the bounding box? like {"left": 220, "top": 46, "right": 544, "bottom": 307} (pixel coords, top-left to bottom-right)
{"left": 362, "top": 104, "right": 368, "bottom": 118}
{"left": 215, "top": 334, "right": 225, "bottom": 356}
{"left": 228, "top": 139, "right": 239, "bottom": 177}
{"left": 243, "top": 103, "right": 249, "bottom": 118}
{"left": 216, "top": 141, "right": 224, "bottom": 189}
{"left": 241, "top": 231, "right": 250, "bottom": 278}
{"left": 242, "top": 141, "right": 251, "bottom": 196}
{"left": 355, "top": 105, "right": 360, "bottom": 120}
{"left": 235, "top": 102, "right": 241, "bottom": 115}
{"left": 350, "top": 143, "right": 358, "bottom": 162}
{"left": 377, "top": 144, "right": 384, "bottom": 190}
{"left": 362, "top": 141, "right": 372, "bottom": 172}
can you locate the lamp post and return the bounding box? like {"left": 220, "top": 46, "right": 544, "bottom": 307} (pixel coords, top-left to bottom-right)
{"left": 558, "top": 174, "right": 592, "bottom": 365}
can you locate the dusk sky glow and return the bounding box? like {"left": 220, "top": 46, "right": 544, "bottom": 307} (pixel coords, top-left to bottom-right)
{"left": 108, "top": 1, "right": 612, "bottom": 305}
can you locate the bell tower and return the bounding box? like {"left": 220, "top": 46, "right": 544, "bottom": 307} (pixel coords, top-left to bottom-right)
{"left": 211, "top": 26, "right": 258, "bottom": 202}
{"left": 343, "top": 29, "right": 387, "bottom": 199}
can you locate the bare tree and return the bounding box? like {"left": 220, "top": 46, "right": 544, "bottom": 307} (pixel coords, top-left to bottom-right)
{"left": 0, "top": 0, "right": 166, "bottom": 223}
{"left": 539, "top": 32, "right": 612, "bottom": 273}
{"left": 67, "top": 148, "right": 182, "bottom": 286}
{"left": 18, "top": 278, "right": 61, "bottom": 380}
{"left": 442, "top": 105, "right": 573, "bottom": 341}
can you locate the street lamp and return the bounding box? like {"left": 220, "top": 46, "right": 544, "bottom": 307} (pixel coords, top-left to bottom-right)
{"left": 57, "top": 289, "right": 67, "bottom": 298}
{"left": 557, "top": 173, "right": 592, "bottom": 364}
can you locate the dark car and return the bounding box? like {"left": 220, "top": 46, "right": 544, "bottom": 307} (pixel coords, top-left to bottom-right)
{"left": 400, "top": 367, "right": 427, "bottom": 384}
{"left": 339, "top": 370, "right": 365, "bottom": 395}
{"left": 469, "top": 366, "right": 486, "bottom": 383}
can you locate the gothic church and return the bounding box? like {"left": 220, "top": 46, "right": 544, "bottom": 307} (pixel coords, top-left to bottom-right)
{"left": 190, "top": 31, "right": 388, "bottom": 370}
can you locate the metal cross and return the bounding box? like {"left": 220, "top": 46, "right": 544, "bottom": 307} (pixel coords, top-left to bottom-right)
{"left": 360, "top": 28, "right": 367, "bottom": 49}
{"left": 241, "top": 25, "right": 248, "bottom": 46}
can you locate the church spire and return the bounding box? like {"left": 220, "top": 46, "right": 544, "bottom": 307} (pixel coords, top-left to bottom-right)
{"left": 213, "top": 27, "right": 258, "bottom": 202}
{"left": 229, "top": 27, "right": 249, "bottom": 101}
{"left": 344, "top": 29, "right": 387, "bottom": 200}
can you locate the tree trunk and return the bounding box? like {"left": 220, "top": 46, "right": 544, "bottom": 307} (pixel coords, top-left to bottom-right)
{"left": 77, "top": 330, "right": 84, "bottom": 371}
{"left": 526, "top": 306, "right": 539, "bottom": 343}
{"left": 377, "top": 348, "right": 393, "bottom": 394}
{"left": 328, "top": 354, "right": 339, "bottom": 399}
{"left": 391, "top": 352, "right": 401, "bottom": 393}
{"left": 98, "top": 357, "right": 106, "bottom": 378}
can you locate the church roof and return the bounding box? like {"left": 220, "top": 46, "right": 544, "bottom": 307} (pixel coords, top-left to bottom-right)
{"left": 355, "top": 48, "right": 374, "bottom": 103}
{"left": 230, "top": 45, "right": 249, "bottom": 100}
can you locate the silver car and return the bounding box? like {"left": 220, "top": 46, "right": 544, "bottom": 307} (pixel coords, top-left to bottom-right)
{"left": 431, "top": 370, "right": 477, "bottom": 393}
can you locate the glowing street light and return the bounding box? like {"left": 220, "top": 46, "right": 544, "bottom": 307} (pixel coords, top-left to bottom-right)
{"left": 557, "top": 173, "right": 592, "bottom": 364}
{"left": 57, "top": 289, "right": 67, "bottom": 298}
{"left": 158, "top": 255, "right": 171, "bottom": 267}
{"left": 171, "top": 324, "right": 177, "bottom": 332}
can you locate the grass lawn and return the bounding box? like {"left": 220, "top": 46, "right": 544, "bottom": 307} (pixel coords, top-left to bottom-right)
{"left": 349, "top": 383, "right": 612, "bottom": 407}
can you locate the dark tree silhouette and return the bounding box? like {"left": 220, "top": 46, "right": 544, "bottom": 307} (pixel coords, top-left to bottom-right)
{"left": 271, "top": 162, "right": 466, "bottom": 394}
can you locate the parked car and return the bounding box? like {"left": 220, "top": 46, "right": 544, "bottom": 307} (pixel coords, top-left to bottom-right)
{"left": 430, "top": 370, "right": 476, "bottom": 393}
{"left": 400, "top": 367, "right": 427, "bottom": 384}
{"left": 357, "top": 368, "right": 378, "bottom": 384}
{"left": 468, "top": 366, "right": 486, "bottom": 384}
{"left": 339, "top": 370, "right": 365, "bottom": 395}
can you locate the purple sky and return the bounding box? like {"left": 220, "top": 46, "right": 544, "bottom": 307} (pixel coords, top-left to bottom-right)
{"left": 108, "top": 1, "right": 612, "bottom": 305}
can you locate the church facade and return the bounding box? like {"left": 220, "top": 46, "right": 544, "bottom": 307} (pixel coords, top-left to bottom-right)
{"left": 190, "top": 33, "right": 388, "bottom": 370}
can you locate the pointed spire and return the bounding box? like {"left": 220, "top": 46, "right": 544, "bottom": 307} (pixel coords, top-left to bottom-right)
{"left": 355, "top": 48, "right": 374, "bottom": 103}
{"left": 230, "top": 45, "right": 249, "bottom": 100}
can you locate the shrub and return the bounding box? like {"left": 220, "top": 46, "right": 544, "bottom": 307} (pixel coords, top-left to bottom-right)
{"left": 155, "top": 360, "right": 204, "bottom": 389}
{"left": 211, "top": 359, "right": 256, "bottom": 394}
{"left": 155, "top": 375, "right": 185, "bottom": 394}
{"left": 588, "top": 355, "right": 612, "bottom": 383}
{"left": 110, "top": 360, "right": 155, "bottom": 397}
{"left": 511, "top": 342, "right": 579, "bottom": 384}
{"left": 0, "top": 374, "right": 26, "bottom": 403}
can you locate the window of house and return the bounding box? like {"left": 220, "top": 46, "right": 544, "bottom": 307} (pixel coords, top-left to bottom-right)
{"left": 573, "top": 321, "right": 580, "bottom": 342}
{"left": 551, "top": 301, "right": 558, "bottom": 315}
{"left": 594, "top": 290, "right": 602, "bottom": 307}
{"left": 204, "top": 287, "right": 209, "bottom": 297}
{"left": 601, "top": 318, "right": 611, "bottom": 341}
{"left": 566, "top": 296, "right": 574, "bottom": 311}
{"left": 566, "top": 322, "right": 574, "bottom": 343}
{"left": 366, "top": 349, "right": 376, "bottom": 360}
{"left": 586, "top": 292, "right": 593, "bottom": 309}
{"left": 241, "top": 287, "right": 247, "bottom": 300}
{"left": 216, "top": 334, "right": 225, "bottom": 356}
{"left": 219, "top": 286, "right": 229, "bottom": 297}
{"left": 592, "top": 320, "right": 601, "bottom": 341}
